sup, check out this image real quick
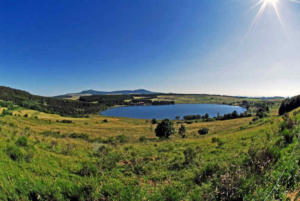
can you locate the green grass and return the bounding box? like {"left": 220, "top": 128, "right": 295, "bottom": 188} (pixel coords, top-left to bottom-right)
{"left": 0, "top": 101, "right": 299, "bottom": 200}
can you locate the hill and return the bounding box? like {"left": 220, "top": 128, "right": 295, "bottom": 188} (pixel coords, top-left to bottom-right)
{"left": 55, "top": 89, "right": 158, "bottom": 99}
{"left": 0, "top": 93, "right": 299, "bottom": 200}
{"left": 0, "top": 86, "right": 103, "bottom": 116}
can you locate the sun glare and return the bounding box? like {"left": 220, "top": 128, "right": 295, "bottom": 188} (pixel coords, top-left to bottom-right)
{"left": 246, "top": 0, "right": 283, "bottom": 35}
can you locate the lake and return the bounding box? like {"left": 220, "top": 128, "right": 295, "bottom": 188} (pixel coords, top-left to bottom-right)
{"left": 100, "top": 104, "right": 246, "bottom": 120}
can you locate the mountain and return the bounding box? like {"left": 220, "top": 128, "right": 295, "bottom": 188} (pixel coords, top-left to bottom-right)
{"left": 55, "top": 89, "right": 159, "bottom": 98}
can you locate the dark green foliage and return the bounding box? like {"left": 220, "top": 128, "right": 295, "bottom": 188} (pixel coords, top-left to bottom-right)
{"left": 116, "top": 134, "right": 128, "bottom": 143}
{"left": 279, "top": 95, "right": 300, "bottom": 115}
{"left": 6, "top": 145, "right": 25, "bottom": 161}
{"left": 198, "top": 127, "right": 209, "bottom": 135}
{"left": 282, "top": 129, "right": 294, "bottom": 145}
{"left": 183, "top": 115, "right": 201, "bottom": 120}
{"left": 69, "top": 133, "right": 89, "bottom": 140}
{"left": 183, "top": 147, "right": 196, "bottom": 166}
{"left": 155, "top": 119, "right": 175, "bottom": 139}
{"left": 178, "top": 124, "right": 186, "bottom": 138}
{"left": 15, "top": 136, "right": 28, "bottom": 147}
{"left": 194, "top": 163, "right": 220, "bottom": 185}
{"left": 151, "top": 118, "right": 157, "bottom": 124}
{"left": 60, "top": 119, "right": 73, "bottom": 123}
{"left": 245, "top": 146, "right": 280, "bottom": 175}
{"left": 1, "top": 109, "right": 12, "bottom": 116}
{"left": 102, "top": 119, "right": 108, "bottom": 123}
{"left": 78, "top": 163, "right": 98, "bottom": 177}
{"left": 0, "top": 86, "right": 103, "bottom": 117}
{"left": 139, "top": 136, "right": 147, "bottom": 142}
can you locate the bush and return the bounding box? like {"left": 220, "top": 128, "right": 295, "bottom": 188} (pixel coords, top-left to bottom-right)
{"left": 15, "top": 136, "right": 28, "bottom": 147}
{"left": 60, "top": 119, "right": 72, "bottom": 123}
{"left": 6, "top": 145, "right": 25, "bottom": 161}
{"left": 282, "top": 129, "right": 294, "bottom": 145}
{"left": 178, "top": 125, "right": 186, "bottom": 138}
{"left": 194, "top": 163, "right": 220, "bottom": 185}
{"left": 155, "top": 119, "right": 175, "bottom": 139}
{"left": 198, "top": 127, "right": 209, "bottom": 135}
{"left": 139, "top": 136, "right": 147, "bottom": 142}
{"left": 102, "top": 119, "right": 108, "bottom": 123}
{"left": 245, "top": 146, "right": 281, "bottom": 175}
{"left": 151, "top": 118, "right": 158, "bottom": 124}
{"left": 69, "top": 133, "right": 89, "bottom": 140}
{"left": 116, "top": 134, "right": 128, "bottom": 143}
{"left": 183, "top": 147, "right": 196, "bottom": 166}
{"left": 78, "top": 163, "right": 98, "bottom": 177}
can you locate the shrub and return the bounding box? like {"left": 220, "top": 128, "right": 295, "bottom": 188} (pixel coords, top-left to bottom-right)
{"left": 155, "top": 119, "right": 175, "bottom": 139}
{"left": 15, "top": 136, "right": 28, "bottom": 147}
{"left": 6, "top": 145, "right": 25, "bottom": 161}
{"left": 198, "top": 127, "right": 209, "bottom": 135}
{"left": 183, "top": 147, "right": 196, "bottom": 166}
{"left": 60, "top": 119, "right": 72, "bottom": 123}
{"left": 178, "top": 125, "right": 186, "bottom": 138}
{"left": 245, "top": 146, "right": 280, "bottom": 175}
{"left": 93, "top": 143, "right": 109, "bottom": 156}
{"left": 151, "top": 118, "right": 157, "bottom": 124}
{"left": 116, "top": 134, "right": 128, "bottom": 143}
{"left": 102, "top": 119, "right": 108, "bottom": 123}
{"left": 194, "top": 163, "right": 220, "bottom": 185}
{"left": 282, "top": 129, "right": 294, "bottom": 145}
{"left": 139, "top": 136, "right": 147, "bottom": 142}
{"left": 78, "top": 163, "right": 98, "bottom": 177}
{"left": 69, "top": 133, "right": 89, "bottom": 140}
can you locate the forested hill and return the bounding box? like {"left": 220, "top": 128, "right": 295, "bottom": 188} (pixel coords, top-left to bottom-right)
{"left": 279, "top": 95, "right": 300, "bottom": 115}
{"left": 0, "top": 86, "right": 103, "bottom": 117}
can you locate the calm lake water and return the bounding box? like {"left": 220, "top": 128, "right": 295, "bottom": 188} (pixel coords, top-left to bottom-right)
{"left": 100, "top": 104, "right": 246, "bottom": 120}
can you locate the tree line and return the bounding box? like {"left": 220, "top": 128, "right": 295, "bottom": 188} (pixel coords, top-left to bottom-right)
{"left": 279, "top": 95, "right": 300, "bottom": 115}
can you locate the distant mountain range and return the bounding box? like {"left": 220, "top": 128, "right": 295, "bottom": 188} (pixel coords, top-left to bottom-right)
{"left": 55, "top": 89, "right": 159, "bottom": 98}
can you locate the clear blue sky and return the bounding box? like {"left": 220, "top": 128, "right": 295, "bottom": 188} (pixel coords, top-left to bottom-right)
{"left": 0, "top": 0, "right": 299, "bottom": 96}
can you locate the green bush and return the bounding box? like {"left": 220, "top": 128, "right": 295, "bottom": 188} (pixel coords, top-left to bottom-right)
{"left": 78, "top": 163, "right": 98, "bottom": 177}
{"left": 60, "top": 119, "right": 72, "bottom": 123}
{"left": 116, "top": 134, "right": 128, "bottom": 143}
{"left": 6, "top": 145, "right": 25, "bottom": 161}
{"left": 15, "top": 136, "right": 28, "bottom": 147}
{"left": 198, "top": 127, "right": 209, "bottom": 135}
{"left": 178, "top": 125, "right": 186, "bottom": 138}
{"left": 139, "top": 136, "right": 147, "bottom": 142}
{"left": 151, "top": 118, "right": 157, "bottom": 124}
{"left": 194, "top": 163, "right": 220, "bottom": 185}
{"left": 69, "top": 133, "right": 89, "bottom": 140}
{"left": 155, "top": 119, "right": 175, "bottom": 139}
{"left": 183, "top": 147, "right": 196, "bottom": 166}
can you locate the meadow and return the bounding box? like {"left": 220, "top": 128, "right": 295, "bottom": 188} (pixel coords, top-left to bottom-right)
{"left": 0, "top": 95, "right": 299, "bottom": 200}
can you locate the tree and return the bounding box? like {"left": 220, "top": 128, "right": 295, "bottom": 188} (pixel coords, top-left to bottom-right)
{"left": 178, "top": 124, "right": 186, "bottom": 138}
{"left": 198, "top": 127, "right": 209, "bottom": 135}
{"left": 204, "top": 113, "right": 209, "bottom": 119}
{"left": 155, "top": 119, "right": 175, "bottom": 139}
{"left": 151, "top": 118, "right": 158, "bottom": 124}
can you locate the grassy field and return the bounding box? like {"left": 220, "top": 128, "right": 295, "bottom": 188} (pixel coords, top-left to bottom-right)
{"left": 0, "top": 99, "right": 299, "bottom": 200}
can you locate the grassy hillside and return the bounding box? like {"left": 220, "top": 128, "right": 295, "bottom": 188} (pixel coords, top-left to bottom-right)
{"left": 0, "top": 97, "right": 299, "bottom": 200}
{"left": 0, "top": 86, "right": 103, "bottom": 117}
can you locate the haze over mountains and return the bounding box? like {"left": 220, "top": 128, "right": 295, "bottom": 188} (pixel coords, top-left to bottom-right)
{"left": 55, "top": 89, "right": 158, "bottom": 98}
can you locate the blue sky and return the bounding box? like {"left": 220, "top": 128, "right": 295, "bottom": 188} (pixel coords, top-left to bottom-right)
{"left": 0, "top": 0, "right": 299, "bottom": 96}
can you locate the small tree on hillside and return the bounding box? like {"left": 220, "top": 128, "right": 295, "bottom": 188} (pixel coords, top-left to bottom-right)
{"left": 198, "top": 127, "right": 209, "bottom": 135}
{"left": 155, "top": 119, "right": 175, "bottom": 139}
{"left": 178, "top": 125, "right": 186, "bottom": 138}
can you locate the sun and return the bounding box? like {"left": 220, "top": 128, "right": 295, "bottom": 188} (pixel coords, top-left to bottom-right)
{"left": 264, "top": 0, "right": 279, "bottom": 6}
{"left": 250, "top": 0, "right": 282, "bottom": 28}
